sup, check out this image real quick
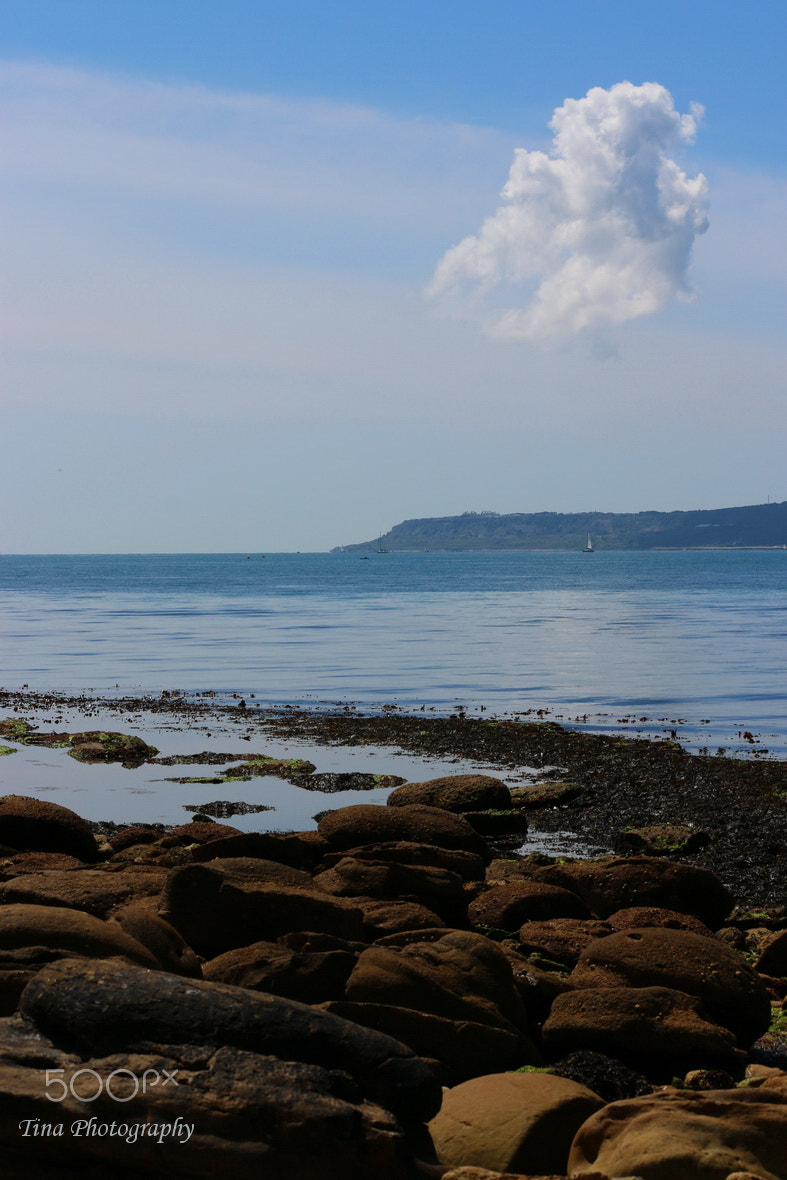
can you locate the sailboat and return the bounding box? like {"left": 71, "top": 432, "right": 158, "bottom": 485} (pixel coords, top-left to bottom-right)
{"left": 582, "top": 533, "right": 594, "bottom": 553}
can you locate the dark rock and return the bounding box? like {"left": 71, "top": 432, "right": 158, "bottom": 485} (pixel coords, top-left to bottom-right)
{"left": 0, "top": 1019, "right": 427, "bottom": 1180}
{"left": 190, "top": 829, "right": 328, "bottom": 869}
{"left": 614, "top": 823, "right": 709, "bottom": 856}
{"left": 111, "top": 899, "right": 202, "bottom": 977}
{"left": 0, "top": 902, "right": 162, "bottom": 1012}
{"left": 16, "top": 957, "right": 442, "bottom": 1123}
{"left": 171, "top": 820, "right": 243, "bottom": 844}
{"left": 387, "top": 774, "right": 511, "bottom": 813}
{"left": 468, "top": 882, "right": 590, "bottom": 931}
{"left": 319, "top": 841, "right": 486, "bottom": 882}
{"left": 318, "top": 804, "right": 491, "bottom": 863}
{"left": 315, "top": 856, "right": 467, "bottom": 923}
{"left": 607, "top": 905, "right": 714, "bottom": 937}
{"left": 569, "top": 926, "right": 772, "bottom": 1046}
{"left": 67, "top": 731, "right": 158, "bottom": 766}
{"left": 0, "top": 795, "right": 99, "bottom": 862}
{"left": 203, "top": 939, "right": 357, "bottom": 1002}
{"left": 517, "top": 918, "right": 614, "bottom": 968}
{"left": 344, "top": 929, "right": 531, "bottom": 1041}
{"left": 542, "top": 986, "right": 746, "bottom": 1075}
{"left": 509, "top": 782, "right": 584, "bottom": 808}
{"left": 534, "top": 856, "right": 734, "bottom": 929}
{"left": 159, "top": 861, "right": 364, "bottom": 955}
{"left": 356, "top": 898, "right": 446, "bottom": 939}
{"left": 108, "top": 825, "right": 171, "bottom": 853}
{"left": 0, "top": 865, "right": 168, "bottom": 918}
{"left": 322, "top": 1000, "right": 534, "bottom": 1085}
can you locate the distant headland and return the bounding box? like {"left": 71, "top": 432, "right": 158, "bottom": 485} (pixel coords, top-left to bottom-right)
{"left": 334, "top": 501, "right": 787, "bottom": 552}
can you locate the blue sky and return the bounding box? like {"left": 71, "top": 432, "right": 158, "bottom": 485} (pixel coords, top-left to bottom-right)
{"left": 2, "top": 1, "right": 785, "bottom": 551}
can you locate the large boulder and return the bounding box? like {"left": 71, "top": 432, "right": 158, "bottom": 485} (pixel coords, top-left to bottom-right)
{"left": 159, "top": 860, "right": 364, "bottom": 955}
{"left": 110, "top": 899, "right": 203, "bottom": 977}
{"left": 317, "top": 804, "right": 491, "bottom": 863}
{"left": 203, "top": 938, "right": 357, "bottom": 1003}
{"left": 517, "top": 918, "right": 614, "bottom": 968}
{"left": 319, "top": 841, "right": 486, "bottom": 882}
{"left": 606, "top": 905, "right": 714, "bottom": 937}
{"left": 0, "top": 1020, "right": 429, "bottom": 1180}
{"left": 67, "top": 730, "right": 158, "bottom": 765}
{"left": 322, "top": 1000, "right": 531, "bottom": 1085}
{"left": 16, "top": 957, "right": 442, "bottom": 1124}
{"left": 0, "top": 796, "right": 99, "bottom": 862}
{"left": 468, "top": 882, "right": 590, "bottom": 930}
{"left": 542, "top": 986, "right": 746, "bottom": 1076}
{"left": 568, "top": 1086, "right": 787, "bottom": 1180}
{"left": 355, "top": 898, "right": 447, "bottom": 939}
{"left": 0, "top": 865, "right": 168, "bottom": 918}
{"left": 428, "top": 1071, "right": 604, "bottom": 1175}
{"left": 386, "top": 775, "right": 511, "bottom": 813}
{"left": 0, "top": 866, "right": 164, "bottom": 916}
{"left": 0, "top": 902, "right": 163, "bottom": 1013}
{"left": 535, "top": 857, "right": 734, "bottom": 929}
{"left": 569, "top": 926, "right": 772, "bottom": 1046}
{"left": 345, "top": 930, "right": 529, "bottom": 1037}
{"left": 315, "top": 856, "right": 468, "bottom": 923}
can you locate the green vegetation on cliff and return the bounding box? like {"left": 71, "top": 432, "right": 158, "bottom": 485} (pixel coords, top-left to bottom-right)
{"left": 335, "top": 501, "right": 787, "bottom": 552}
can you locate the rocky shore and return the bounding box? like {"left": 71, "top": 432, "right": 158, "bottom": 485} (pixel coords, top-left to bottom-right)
{"left": 1, "top": 695, "right": 787, "bottom": 1178}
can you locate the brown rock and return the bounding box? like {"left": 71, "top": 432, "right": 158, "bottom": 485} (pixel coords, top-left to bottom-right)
{"left": 345, "top": 929, "right": 529, "bottom": 1037}
{"left": 0, "top": 851, "right": 87, "bottom": 878}
{"left": 569, "top": 926, "right": 771, "bottom": 1046}
{"left": 107, "top": 825, "right": 168, "bottom": 852}
{"left": 469, "top": 881, "right": 590, "bottom": 930}
{"left": 110, "top": 899, "right": 202, "bottom": 977}
{"left": 17, "top": 956, "right": 442, "bottom": 1124}
{"left": 568, "top": 1086, "right": 787, "bottom": 1180}
{"left": 0, "top": 902, "right": 163, "bottom": 1011}
{"left": 315, "top": 856, "right": 467, "bottom": 922}
{"left": 517, "top": 918, "right": 614, "bottom": 968}
{"left": 542, "top": 986, "right": 746, "bottom": 1074}
{"left": 535, "top": 856, "right": 734, "bottom": 929}
{"left": 0, "top": 1017, "right": 427, "bottom": 1180}
{"left": 756, "top": 929, "right": 787, "bottom": 978}
{"left": 322, "top": 1000, "right": 534, "bottom": 1084}
{"left": 607, "top": 905, "right": 714, "bottom": 937}
{"left": 190, "top": 828, "right": 328, "bottom": 868}
{"left": 0, "top": 795, "right": 99, "bottom": 862}
{"left": 509, "top": 781, "right": 583, "bottom": 809}
{"left": 317, "top": 803, "right": 491, "bottom": 863}
{"left": 320, "top": 840, "right": 486, "bottom": 881}
{"left": 0, "top": 865, "right": 168, "bottom": 917}
{"left": 429, "top": 1071, "right": 604, "bottom": 1175}
{"left": 171, "top": 819, "right": 243, "bottom": 844}
{"left": 159, "top": 861, "right": 364, "bottom": 954}
{"left": 386, "top": 774, "right": 511, "bottom": 813}
{"left": 203, "top": 939, "right": 357, "bottom": 1002}
{"left": 355, "top": 897, "right": 446, "bottom": 938}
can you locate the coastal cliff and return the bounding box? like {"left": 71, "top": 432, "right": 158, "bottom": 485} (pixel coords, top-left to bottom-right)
{"left": 334, "top": 500, "right": 787, "bottom": 552}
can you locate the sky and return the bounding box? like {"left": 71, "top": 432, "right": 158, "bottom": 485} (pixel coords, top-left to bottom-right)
{"left": 2, "top": 0, "right": 785, "bottom": 552}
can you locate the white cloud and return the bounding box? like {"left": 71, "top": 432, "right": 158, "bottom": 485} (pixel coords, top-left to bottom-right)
{"left": 428, "top": 81, "right": 709, "bottom": 339}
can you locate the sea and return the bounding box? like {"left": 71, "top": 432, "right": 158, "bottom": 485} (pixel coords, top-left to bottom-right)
{"left": 1, "top": 550, "right": 785, "bottom": 831}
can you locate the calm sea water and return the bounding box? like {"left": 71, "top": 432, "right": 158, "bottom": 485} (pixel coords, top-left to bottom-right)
{"left": 1, "top": 550, "right": 785, "bottom": 756}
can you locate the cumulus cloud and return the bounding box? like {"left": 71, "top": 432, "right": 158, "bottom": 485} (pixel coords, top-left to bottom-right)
{"left": 428, "top": 81, "right": 709, "bottom": 340}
